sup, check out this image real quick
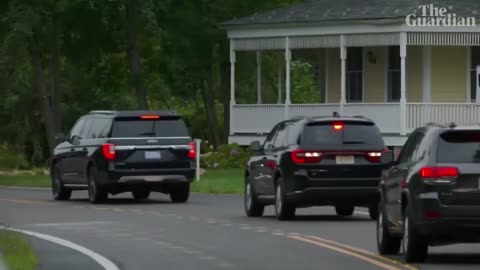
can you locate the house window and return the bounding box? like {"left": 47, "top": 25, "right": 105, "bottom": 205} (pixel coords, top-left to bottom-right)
{"left": 347, "top": 47, "right": 363, "bottom": 102}
{"left": 388, "top": 46, "right": 401, "bottom": 102}
{"left": 470, "top": 47, "right": 480, "bottom": 102}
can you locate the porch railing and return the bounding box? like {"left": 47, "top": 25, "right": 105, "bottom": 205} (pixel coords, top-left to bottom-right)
{"left": 231, "top": 103, "right": 480, "bottom": 136}
{"left": 407, "top": 103, "right": 480, "bottom": 131}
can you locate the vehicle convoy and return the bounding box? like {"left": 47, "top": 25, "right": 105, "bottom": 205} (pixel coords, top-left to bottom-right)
{"left": 377, "top": 123, "right": 480, "bottom": 262}
{"left": 50, "top": 110, "right": 196, "bottom": 204}
{"left": 244, "top": 114, "right": 392, "bottom": 220}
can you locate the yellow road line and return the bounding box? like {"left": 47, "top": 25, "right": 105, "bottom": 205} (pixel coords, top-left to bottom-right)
{"left": 307, "top": 236, "right": 418, "bottom": 270}
{"left": 0, "top": 198, "right": 58, "bottom": 206}
{"left": 289, "top": 235, "right": 402, "bottom": 270}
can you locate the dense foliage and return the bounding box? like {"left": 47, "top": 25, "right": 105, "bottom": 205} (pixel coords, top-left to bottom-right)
{"left": 0, "top": 0, "right": 322, "bottom": 168}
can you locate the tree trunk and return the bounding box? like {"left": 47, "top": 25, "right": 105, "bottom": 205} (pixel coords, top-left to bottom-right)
{"left": 51, "top": 10, "right": 62, "bottom": 134}
{"left": 28, "top": 31, "right": 55, "bottom": 157}
{"left": 125, "top": 0, "right": 148, "bottom": 110}
{"left": 220, "top": 61, "right": 230, "bottom": 144}
{"left": 200, "top": 69, "right": 220, "bottom": 150}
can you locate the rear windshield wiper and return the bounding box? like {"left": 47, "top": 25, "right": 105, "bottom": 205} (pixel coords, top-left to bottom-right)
{"left": 343, "top": 141, "right": 365, "bottom": 145}
{"left": 138, "top": 132, "right": 157, "bottom": 137}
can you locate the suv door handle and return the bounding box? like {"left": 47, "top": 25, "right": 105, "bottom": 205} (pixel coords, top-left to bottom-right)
{"left": 70, "top": 148, "right": 75, "bottom": 152}
{"left": 82, "top": 148, "right": 88, "bottom": 151}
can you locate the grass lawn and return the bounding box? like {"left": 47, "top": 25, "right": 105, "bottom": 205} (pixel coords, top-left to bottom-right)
{"left": 0, "top": 169, "right": 244, "bottom": 195}
{"left": 0, "top": 229, "right": 37, "bottom": 270}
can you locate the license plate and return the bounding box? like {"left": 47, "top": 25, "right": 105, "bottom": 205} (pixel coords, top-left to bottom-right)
{"left": 336, "top": 155, "right": 355, "bottom": 165}
{"left": 145, "top": 151, "right": 161, "bottom": 160}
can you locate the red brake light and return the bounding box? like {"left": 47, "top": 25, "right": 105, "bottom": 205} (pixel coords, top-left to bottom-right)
{"left": 424, "top": 210, "right": 440, "bottom": 219}
{"left": 102, "top": 143, "right": 116, "bottom": 161}
{"left": 140, "top": 115, "right": 160, "bottom": 120}
{"left": 333, "top": 123, "right": 343, "bottom": 131}
{"left": 366, "top": 152, "right": 382, "bottom": 163}
{"left": 419, "top": 167, "right": 458, "bottom": 178}
{"left": 187, "top": 142, "right": 196, "bottom": 159}
{"left": 290, "top": 150, "right": 322, "bottom": 164}
{"left": 265, "top": 160, "right": 277, "bottom": 169}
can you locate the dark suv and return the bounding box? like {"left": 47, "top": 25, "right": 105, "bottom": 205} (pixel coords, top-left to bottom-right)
{"left": 51, "top": 111, "right": 195, "bottom": 204}
{"left": 377, "top": 124, "right": 480, "bottom": 262}
{"left": 244, "top": 115, "right": 391, "bottom": 220}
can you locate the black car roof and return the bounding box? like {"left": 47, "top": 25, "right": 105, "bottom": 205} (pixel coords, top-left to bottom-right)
{"left": 292, "top": 115, "right": 374, "bottom": 124}
{"left": 88, "top": 110, "right": 179, "bottom": 118}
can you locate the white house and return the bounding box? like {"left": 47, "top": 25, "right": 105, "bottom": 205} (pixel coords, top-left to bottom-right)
{"left": 220, "top": 0, "right": 480, "bottom": 149}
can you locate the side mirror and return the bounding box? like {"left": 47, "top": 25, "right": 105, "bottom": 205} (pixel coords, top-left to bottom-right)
{"left": 70, "top": 135, "right": 82, "bottom": 146}
{"left": 55, "top": 133, "right": 66, "bottom": 143}
{"left": 250, "top": 141, "right": 262, "bottom": 152}
{"left": 380, "top": 150, "right": 395, "bottom": 165}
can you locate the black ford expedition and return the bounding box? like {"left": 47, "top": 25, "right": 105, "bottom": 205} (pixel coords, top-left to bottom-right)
{"left": 244, "top": 115, "right": 392, "bottom": 220}
{"left": 50, "top": 111, "right": 195, "bottom": 204}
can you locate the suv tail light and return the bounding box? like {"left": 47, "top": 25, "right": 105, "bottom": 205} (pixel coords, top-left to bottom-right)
{"left": 102, "top": 143, "right": 116, "bottom": 161}
{"left": 290, "top": 150, "right": 322, "bottom": 164}
{"left": 187, "top": 142, "right": 196, "bottom": 159}
{"left": 365, "top": 148, "right": 388, "bottom": 163}
{"left": 419, "top": 167, "right": 459, "bottom": 178}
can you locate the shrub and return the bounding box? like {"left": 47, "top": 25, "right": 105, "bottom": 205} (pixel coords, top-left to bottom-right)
{"left": 200, "top": 143, "right": 250, "bottom": 169}
{"left": 0, "top": 145, "right": 29, "bottom": 170}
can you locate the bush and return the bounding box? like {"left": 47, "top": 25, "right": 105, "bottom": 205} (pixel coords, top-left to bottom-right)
{"left": 200, "top": 143, "right": 250, "bottom": 169}
{"left": 0, "top": 145, "right": 29, "bottom": 170}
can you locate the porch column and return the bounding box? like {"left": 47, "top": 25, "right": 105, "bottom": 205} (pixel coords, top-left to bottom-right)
{"left": 285, "top": 37, "right": 292, "bottom": 120}
{"left": 256, "top": 51, "right": 262, "bottom": 104}
{"left": 278, "top": 52, "right": 283, "bottom": 104}
{"left": 340, "top": 35, "right": 347, "bottom": 115}
{"left": 400, "top": 32, "right": 407, "bottom": 136}
{"left": 229, "top": 39, "right": 236, "bottom": 135}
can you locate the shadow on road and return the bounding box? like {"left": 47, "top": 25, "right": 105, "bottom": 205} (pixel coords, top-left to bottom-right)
{"left": 260, "top": 215, "right": 372, "bottom": 222}
{"left": 69, "top": 198, "right": 172, "bottom": 205}
{"left": 424, "top": 253, "right": 480, "bottom": 265}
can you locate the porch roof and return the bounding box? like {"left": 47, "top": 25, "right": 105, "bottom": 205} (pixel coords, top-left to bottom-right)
{"left": 220, "top": 0, "right": 480, "bottom": 28}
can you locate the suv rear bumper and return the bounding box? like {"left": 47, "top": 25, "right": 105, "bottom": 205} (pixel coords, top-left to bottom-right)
{"left": 104, "top": 169, "right": 195, "bottom": 185}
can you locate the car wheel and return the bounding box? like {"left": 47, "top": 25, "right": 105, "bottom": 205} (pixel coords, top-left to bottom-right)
{"left": 244, "top": 179, "right": 264, "bottom": 217}
{"left": 170, "top": 183, "right": 189, "bottom": 203}
{"left": 51, "top": 165, "right": 72, "bottom": 201}
{"left": 369, "top": 203, "right": 379, "bottom": 220}
{"left": 335, "top": 204, "right": 354, "bottom": 216}
{"left": 275, "top": 178, "right": 295, "bottom": 221}
{"left": 132, "top": 190, "right": 151, "bottom": 200}
{"left": 403, "top": 205, "right": 428, "bottom": 263}
{"left": 377, "top": 206, "right": 401, "bottom": 255}
{"left": 88, "top": 167, "right": 108, "bottom": 204}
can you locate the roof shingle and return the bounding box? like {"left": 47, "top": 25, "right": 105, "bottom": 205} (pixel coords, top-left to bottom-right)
{"left": 220, "top": 0, "right": 480, "bottom": 27}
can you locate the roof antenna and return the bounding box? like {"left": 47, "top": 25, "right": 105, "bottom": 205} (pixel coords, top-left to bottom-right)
{"left": 449, "top": 122, "right": 456, "bottom": 129}
{"left": 333, "top": 112, "right": 340, "bottom": 117}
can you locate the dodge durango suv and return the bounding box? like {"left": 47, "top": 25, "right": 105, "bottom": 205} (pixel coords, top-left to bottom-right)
{"left": 50, "top": 110, "right": 196, "bottom": 204}
{"left": 244, "top": 115, "right": 392, "bottom": 220}
{"left": 377, "top": 123, "right": 480, "bottom": 262}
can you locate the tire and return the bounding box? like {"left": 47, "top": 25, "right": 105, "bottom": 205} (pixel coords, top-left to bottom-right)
{"left": 335, "top": 204, "right": 355, "bottom": 216}
{"left": 132, "top": 190, "right": 151, "bottom": 200}
{"left": 275, "top": 178, "right": 296, "bottom": 221}
{"left": 170, "top": 183, "right": 190, "bottom": 203}
{"left": 88, "top": 166, "right": 108, "bottom": 204}
{"left": 377, "top": 206, "right": 401, "bottom": 255}
{"left": 244, "top": 178, "right": 264, "bottom": 217}
{"left": 51, "top": 165, "right": 72, "bottom": 201}
{"left": 369, "top": 203, "right": 379, "bottom": 220}
{"left": 403, "top": 205, "right": 428, "bottom": 263}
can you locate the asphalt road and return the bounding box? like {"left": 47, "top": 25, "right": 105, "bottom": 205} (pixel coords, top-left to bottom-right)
{"left": 1, "top": 188, "right": 480, "bottom": 270}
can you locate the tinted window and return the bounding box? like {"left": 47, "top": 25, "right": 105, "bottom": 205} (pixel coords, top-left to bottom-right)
{"left": 88, "top": 118, "right": 112, "bottom": 139}
{"left": 397, "top": 132, "right": 423, "bottom": 164}
{"left": 69, "top": 118, "right": 85, "bottom": 140}
{"left": 301, "top": 121, "right": 384, "bottom": 149}
{"left": 111, "top": 119, "right": 189, "bottom": 138}
{"left": 437, "top": 130, "right": 480, "bottom": 163}
{"left": 273, "top": 125, "right": 287, "bottom": 148}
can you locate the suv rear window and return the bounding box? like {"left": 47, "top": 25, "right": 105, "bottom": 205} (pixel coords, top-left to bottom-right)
{"left": 437, "top": 130, "right": 480, "bottom": 163}
{"left": 301, "top": 121, "right": 384, "bottom": 149}
{"left": 111, "top": 118, "right": 189, "bottom": 138}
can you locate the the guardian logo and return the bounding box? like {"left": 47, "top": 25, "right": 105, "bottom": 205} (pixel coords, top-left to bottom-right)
{"left": 406, "top": 4, "right": 476, "bottom": 27}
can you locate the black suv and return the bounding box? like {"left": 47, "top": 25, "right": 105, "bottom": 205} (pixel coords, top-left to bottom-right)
{"left": 244, "top": 115, "right": 391, "bottom": 220}
{"left": 377, "top": 124, "right": 480, "bottom": 262}
{"left": 51, "top": 111, "right": 195, "bottom": 204}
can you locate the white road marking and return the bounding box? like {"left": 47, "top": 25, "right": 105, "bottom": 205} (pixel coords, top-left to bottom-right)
{"left": 272, "top": 232, "right": 285, "bottom": 236}
{"left": 0, "top": 186, "right": 50, "bottom": 191}
{"left": 4, "top": 227, "right": 120, "bottom": 270}
{"left": 256, "top": 229, "right": 268, "bottom": 233}
{"left": 354, "top": 211, "right": 370, "bottom": 216}
{"left": 288, "top": 232, "right": 301, "bottom": 236}
{"left": 30, "top": 222, "right": 106, "bottom": 227}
